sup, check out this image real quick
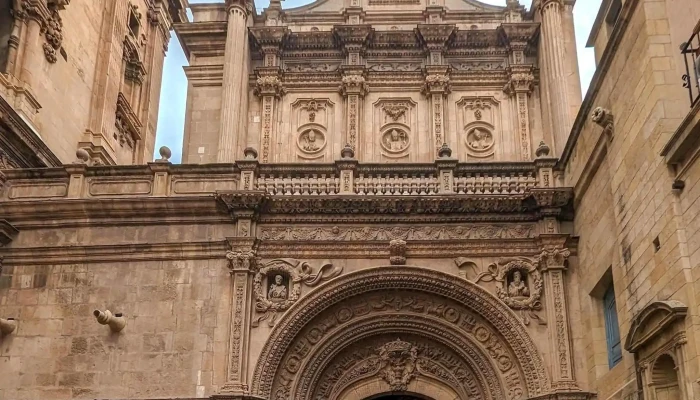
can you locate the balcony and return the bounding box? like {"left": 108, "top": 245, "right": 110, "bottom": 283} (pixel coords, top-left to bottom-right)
{"left": 681, "top": 19, "right": 700, "bottom": 107}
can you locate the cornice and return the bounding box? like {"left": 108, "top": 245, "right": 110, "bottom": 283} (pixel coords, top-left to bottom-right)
{"left": 172, "top": 21, "right": 228, "bottom": 58}
{"left": 0, "top": 240, "right": 229, "bottom": 265}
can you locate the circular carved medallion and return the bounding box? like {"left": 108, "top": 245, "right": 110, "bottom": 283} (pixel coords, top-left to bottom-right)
{"left": 381, "top": 128, "right": 410, "bottom": 153}
{"left": 465, "top": 127, "right": 494, "bottom": 152}
{"left": 298, "top": 129, "right": 326, "bottom": 154}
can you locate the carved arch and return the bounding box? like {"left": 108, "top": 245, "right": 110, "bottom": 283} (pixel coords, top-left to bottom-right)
{"left": 251, "top": 266, "right": 550, "bottom": 399}
{"left": 624, "top": 300, "right": 688, "bottom": 353}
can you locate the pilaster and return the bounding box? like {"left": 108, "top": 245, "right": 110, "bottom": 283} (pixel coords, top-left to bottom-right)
{"left": 537, "top": 234, "right": 579, "bottom": 391}
{"left": 422, "top": 67, "right": 450, "bottom": 154}
{"left": 335, "top": 145, "right": 358, "bottom": 194}
{"left": 339, "top": 67, "right": 368, "bottom": 154}
{"left": 219, "top": 234, "right": 259, "bottom": 396}
{"left": 504, "top": 65, "right": 535, "bottom": 160}
{"left": 254, "top": 69, "right": 284, "bottom": 163}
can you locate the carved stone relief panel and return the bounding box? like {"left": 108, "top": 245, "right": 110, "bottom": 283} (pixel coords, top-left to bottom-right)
{"left": 455, "top": 96, "right": 502, "bottom": 161}
{"left": 371, "top": 98, "right": 418, "bottom": 162}
{"left": 286, "top": 97, "right": 336, "bottom": 162}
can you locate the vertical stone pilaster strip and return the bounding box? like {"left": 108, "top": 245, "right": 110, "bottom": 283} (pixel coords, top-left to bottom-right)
{"left": 218, "top": 3, "right": 250, "bottom": 162}
{"left": 539, "top": 245, "right": 578, "bottom": 391}
{"left": 423, "top": 73, "right": 450, "bottom": 155}
{"left": 348, "top": 94, "right": 359, "bottom": 150}
{"left": 432, "top": 93, "right": 444, "bottom": 151}
{"left": 516, "top": 92, "right": 531, "bottom": 160}
{"left": 340, "top": 73, "right": 366, "bottom": 154}
{"left": 261, "top": 95, "right": 275, "bottom": 163}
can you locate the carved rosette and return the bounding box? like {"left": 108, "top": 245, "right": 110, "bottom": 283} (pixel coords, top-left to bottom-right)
{"left": 252, "top": 259, "right": 342, "bottom": 327}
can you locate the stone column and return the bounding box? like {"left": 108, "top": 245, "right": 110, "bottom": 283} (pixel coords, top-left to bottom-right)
{"left": 5, "top": 7, "right": 27, "bottom": 76}
{"left": 539, "top": 0, "right": 572, "bottom": 155}
{"left": 339, "top": 69, "right": 367, "bottom": 154}
{"left": 19, "top": 5, "right": 47, "bottom": 91}
{"left": 422, "top": 70, "right": 450, "bottom": 155}
{"left": 537, "top": 235, "right": 578, "bottom": 391}
{"left": 218, "top": 0, "right": 252, "bottom": 162}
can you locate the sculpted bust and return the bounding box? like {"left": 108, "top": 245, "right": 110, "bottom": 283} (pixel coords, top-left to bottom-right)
{"left": 268, "top": 274, "right": 288, "bottom": 300}
{"left": 507, "top": 270, "right": 529, "bottom": 298}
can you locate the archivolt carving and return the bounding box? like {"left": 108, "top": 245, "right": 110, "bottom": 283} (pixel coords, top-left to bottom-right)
{"left": 251, "top": 266, "right": 550, "bottom": 399}
{"left": 252, "top": 258, "right": 342, "bottom": 327}
{"left": 471, "top": 258, "right": 545, "bottom": 325}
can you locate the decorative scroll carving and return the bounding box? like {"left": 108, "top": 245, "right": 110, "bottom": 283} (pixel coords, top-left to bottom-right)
{"left": 368, "top": 63, "right": 422, "bottom": 72}
{"left": 450, "top": 60, "right": 507, "bottom": 71}
{"left": 382, "top": 102, "right": 409, "bottom": 122}
{"left": 252, "top": 259, "right": 342, "bottom": 327}
{"left": 472, "top": 258, "right": 545, "bottom": 325}
{"left": 284, "top": 63, "right": 339, "bottom": 72}
{"left": 259, "top": 224, "right": 536, "bottom": 241}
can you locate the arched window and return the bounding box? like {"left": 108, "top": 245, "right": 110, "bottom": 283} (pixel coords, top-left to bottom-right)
{"left": 651, "top": 354, "right": 680, "bottom": 400}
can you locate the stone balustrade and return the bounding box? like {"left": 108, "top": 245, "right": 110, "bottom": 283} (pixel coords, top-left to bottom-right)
{"left": 0, "top": 156, "right": 556, "bottom": 202}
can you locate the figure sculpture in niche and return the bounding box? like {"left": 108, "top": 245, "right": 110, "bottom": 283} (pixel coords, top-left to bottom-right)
{"left": 507, "top": 270, "right": 529, "bottom": 298}
{"left": 468, "top": 128, "right": 492, "bottom": 150}
{"left": 302, "top": 130, "right": 322, "bottom": 152}
{"left": 268, "top": 274, "right": 288, "bottom": 300}
{"left": 383, "top": 129, "right": 408, "bottom": 152}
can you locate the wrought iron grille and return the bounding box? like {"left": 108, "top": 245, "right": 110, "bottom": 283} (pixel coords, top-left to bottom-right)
{"left": 681, "top": 20, "right": 700, "bottom": 107}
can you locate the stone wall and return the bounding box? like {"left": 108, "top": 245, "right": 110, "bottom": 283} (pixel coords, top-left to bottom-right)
{"left": 561, "top": 0, "right": 700, "bottom": 397}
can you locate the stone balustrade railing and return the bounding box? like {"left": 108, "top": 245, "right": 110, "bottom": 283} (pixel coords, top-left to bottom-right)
{"left": 0, "top": 152, "right": 557, "bottom": 202}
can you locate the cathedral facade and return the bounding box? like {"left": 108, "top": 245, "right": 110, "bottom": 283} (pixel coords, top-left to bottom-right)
{"left": 1, "top": 0, "right": 700, "bottom": 399}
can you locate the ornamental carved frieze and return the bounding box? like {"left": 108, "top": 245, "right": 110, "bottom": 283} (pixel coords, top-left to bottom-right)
{"left": 252, "top": 258, "right": 342, "bottom": 326}
{"left": 468, "top": 257, "right": 545, "bottom": 325}
{"left": 114, "top": 93, "right": 142, "bottom": 150}
{"left": 259, "top": 224, "right": 536, "bottom": 241}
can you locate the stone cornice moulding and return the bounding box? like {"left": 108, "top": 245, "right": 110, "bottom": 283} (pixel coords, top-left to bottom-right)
{"left": 624, "top": 300, "right": 688, "bottom": 353}
{"left": 0, "top": 240, "right": 229, "bottom": 265}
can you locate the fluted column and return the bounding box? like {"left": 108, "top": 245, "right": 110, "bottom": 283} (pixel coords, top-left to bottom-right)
{"left": 218, "top": 1, "right": 251, "bottom": 162}
{"left": 539, "top": 0, "right": 571, "bottom": 156}
{"left": 5, "top": 8, "right": 26, "bottom": 76}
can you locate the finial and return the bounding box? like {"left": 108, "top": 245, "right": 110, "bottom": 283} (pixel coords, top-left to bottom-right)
{"left": 341, "top": 144, "right": 355, "bottom": 159}
{"left": 75, "top": 148, "right": 90, "bottom": 164}
{"left": 438, "top": 143, "right": 452, "bottom": 158}
{"left": 243, "top": 147, "right": 258, "bottom": 160}
{"left": 157, "top": 146, "right": 171, "bottom": 163}
{"left": 535, "top": 141, "right": 550, "bottom": 158}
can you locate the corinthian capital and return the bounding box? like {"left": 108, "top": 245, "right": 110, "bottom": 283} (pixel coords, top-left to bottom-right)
{"left": 339, "top": 74, "right": 368, "bottom": 96}
{"left": 422, "top": 74, "right": 450, "bottom": 95}
{"left": 226, "top": 250, "right": 258, "bottom": 273}
{"left": 254, "top": 75, "right": 285, "bottom": 97}
{"left": 537, "top": 248, "right": 570, "bottom": 270}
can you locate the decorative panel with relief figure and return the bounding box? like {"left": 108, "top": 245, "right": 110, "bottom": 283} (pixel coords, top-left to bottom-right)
{"left": 456, "top": 96, "right": 501, "bottom": 162}
{"left": 371, "top": 98, "right": 417, "bottom": 162}
{"left": 290, "top": 98, "right": 335, "bottom": 162}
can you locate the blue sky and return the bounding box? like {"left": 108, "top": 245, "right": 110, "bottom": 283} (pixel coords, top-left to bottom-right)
{"left": 154, "top": 0, "right": 601, "bottom": 163}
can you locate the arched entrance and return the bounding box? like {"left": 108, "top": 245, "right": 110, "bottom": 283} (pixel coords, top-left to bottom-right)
{"left": 368, "top": 395, "right": 433, "bottom": 400}
{"left": 251, "top": 266, "right": 550, "bottom": 400}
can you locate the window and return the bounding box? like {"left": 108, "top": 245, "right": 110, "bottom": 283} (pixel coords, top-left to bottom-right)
{"left": 128, "top": 7, "right": 140, "bottom": 37}
{"left": 603, "top": 283, "right": 622, "bottom": 368}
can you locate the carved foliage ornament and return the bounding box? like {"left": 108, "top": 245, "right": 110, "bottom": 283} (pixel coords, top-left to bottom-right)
{"left": 471, "top": 257, "right": 545, "bottom": 325}
{"left": 42, "top": 6, "right": 64, "bottom": 63}
{"left": 253, "top": 258, "right": 342, "bottom": 327}
{"left": 339, "top": 74, "right": 368, "bottom": 96}
{"left": 422, "top": 74, "right": 450, "bottom": 94}
{"left": 255, "top": 75, "right": 285, "bottom": 97}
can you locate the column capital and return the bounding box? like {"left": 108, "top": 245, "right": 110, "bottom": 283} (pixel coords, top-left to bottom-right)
{"left": 503, "top": 65, "right": 535, "bottom": 96}
{"left": 226, "top": 0, "right": 253, "bottom": 14}
{"left": 536, "top": 234, "right": 571, "bottom": 270}
{"left": 538, "top": 0, "right": 564, "bottom": 12}
{"left": 253, "top": 73, "right": 285, "bottom": 98}
{"left": 339, "top": 73, "right": 368, "bottom": 96}
{"left": 422, "top": 73, "right": 450, "bottom": 95}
